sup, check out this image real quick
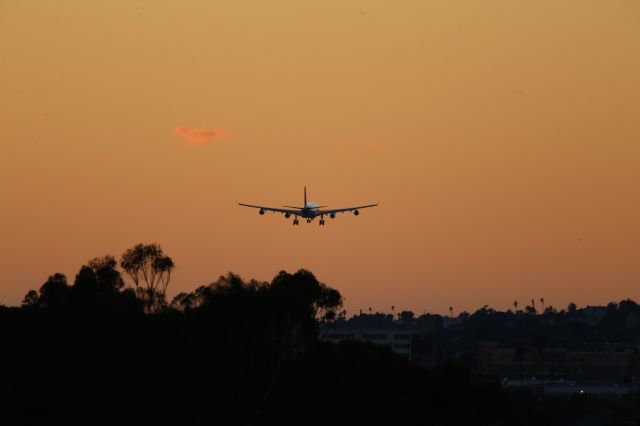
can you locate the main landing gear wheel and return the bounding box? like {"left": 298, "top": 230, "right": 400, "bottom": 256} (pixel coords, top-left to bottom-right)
{"left": 293, "top": 219, "right": 299, "bottom": 226}
{"left": 319, "top": 219, "right": 325, "bottom": 226}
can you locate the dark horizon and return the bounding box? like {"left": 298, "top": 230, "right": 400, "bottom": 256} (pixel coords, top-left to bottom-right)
{"left": 3, "top": 244, "right": 639, "bottom": 424}
{"left": 8, "top": 243, "right": 635, "bottom": 318}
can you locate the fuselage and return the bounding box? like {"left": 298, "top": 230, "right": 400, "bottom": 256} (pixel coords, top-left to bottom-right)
{"left": 299, "top": 205, "right": 320, "bottom": 219}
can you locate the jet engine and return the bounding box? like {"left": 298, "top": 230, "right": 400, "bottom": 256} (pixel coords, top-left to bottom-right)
{"left": 259, "top": 209, "right": 265, "bottom": 215}
{"left": 330, "top": 213, "right": 336, "bottom": 219}
{"left": 284, "top": 213, "right": 291, "bottom": 218}
{"left": 353, "top": 210, "right": 360, "bottom": 216}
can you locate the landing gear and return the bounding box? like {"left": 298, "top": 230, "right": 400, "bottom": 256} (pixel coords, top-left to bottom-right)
{"left": 306, "top": 219, "right": 312, "bottom": 223}
{"left": 319, "top": 216, "right": 325, "bottom": 226}
{"left": 293, "top": 218, "right": 299, "bottom": 226}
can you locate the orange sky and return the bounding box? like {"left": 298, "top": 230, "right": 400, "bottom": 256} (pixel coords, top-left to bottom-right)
{"left": 1, "top": 0, "right": 639, "bottom": 314}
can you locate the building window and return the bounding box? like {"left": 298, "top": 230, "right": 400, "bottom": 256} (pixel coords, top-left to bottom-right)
{"left": 393, "top": 334, "right": 412, "bottom": 340}
{"left": 322, "top": 333, "right": 355, "bottom": 340}
{"left": 363, "top": 334, "right": 387, "bottom": 340}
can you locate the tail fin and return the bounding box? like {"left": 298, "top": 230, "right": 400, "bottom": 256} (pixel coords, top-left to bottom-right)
{"left": 304, "top": 186, "right": 307, "bottom": 207}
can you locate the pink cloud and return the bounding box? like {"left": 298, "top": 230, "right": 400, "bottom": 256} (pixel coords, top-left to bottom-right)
{"left": 366, "top": 143, "right": 381, "bottom": 151}
{"left": 173, "top": 126, "right": 232, "bottom": 146}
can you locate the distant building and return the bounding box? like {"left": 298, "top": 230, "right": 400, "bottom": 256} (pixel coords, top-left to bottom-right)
{"left": 320, "top": 314, "right": 440, "bottom": 367}
{"left": 321, "top": 308, "right": 640, "bottom": 390}
{"left": 320, "top": 328, "right": 413, "bottom": 359}
{"left": 477, "top": 341, "right": 639, "bottom": 385}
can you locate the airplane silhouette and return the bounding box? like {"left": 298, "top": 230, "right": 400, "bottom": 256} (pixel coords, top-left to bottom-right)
{"left": 238, "top": 187, "right": 377, "bottom": 226}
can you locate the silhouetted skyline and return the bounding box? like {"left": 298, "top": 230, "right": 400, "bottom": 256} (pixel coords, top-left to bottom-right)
{"left": 4, "top": 244, "right": 639, "bottom": 424}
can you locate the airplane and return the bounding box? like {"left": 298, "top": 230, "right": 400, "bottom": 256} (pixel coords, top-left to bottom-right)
{"left": 237, "top": 187, "right": 377, "bottom": 226}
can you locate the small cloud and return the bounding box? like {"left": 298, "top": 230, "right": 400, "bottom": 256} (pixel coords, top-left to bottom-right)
{"left": 173, "top": 126, "right": 232, "bottom": 146}
{"left": 366, "top": 143, "right": 381, "bottom": 151}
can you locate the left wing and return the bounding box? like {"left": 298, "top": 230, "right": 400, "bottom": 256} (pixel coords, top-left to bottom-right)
{"left": 317, "top": 204, "right": 378, "bottom": 215}
{"left": 237, "top": 203, "right": 300, "bottom": 215}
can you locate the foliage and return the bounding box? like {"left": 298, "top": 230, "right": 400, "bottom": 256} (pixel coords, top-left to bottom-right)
{"left": 120, "top": 243, "right": 174, "bottom": 312}
{"left": 7, "top": 246, "right": 640, "bottom": 425}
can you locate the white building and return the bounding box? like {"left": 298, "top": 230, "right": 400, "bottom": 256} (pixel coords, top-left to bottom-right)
{"left": 320, "top": 328, "right": 417, "bottom": 360}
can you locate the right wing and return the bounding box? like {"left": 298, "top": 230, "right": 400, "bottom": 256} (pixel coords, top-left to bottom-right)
{"left": 317, "top": 204, "right": 378, "bottom": 215}
{"left": 237, "top": 203, "right": 301, "bottom": 215}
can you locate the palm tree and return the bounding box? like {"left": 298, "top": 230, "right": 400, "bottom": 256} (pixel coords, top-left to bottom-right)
{"left": 540, "top": 297, "right": 545, "bottom": 313}
{"left": 449, "top": 306, "right": 453, "bottom": 318}
{"left": 391, "top": 305, "right": 396, "bottom": 318}
{"left": 513, "top": 300, "right": 519, "bottom": 312}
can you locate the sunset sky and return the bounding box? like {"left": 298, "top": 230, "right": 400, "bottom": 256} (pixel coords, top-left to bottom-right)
{"left": 1, "top": 0, "right": 639, "bottom": 314}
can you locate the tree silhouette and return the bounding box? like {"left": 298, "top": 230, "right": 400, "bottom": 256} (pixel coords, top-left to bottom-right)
{"left": 400, "top": 311, "right": 415, "bottom": 322}
{"left": 120, "top": 243, "right": 174, "bottom": 312}
{"left": 8, "top": 260, "right": 640, "bottom": 425}
{"left": 37, "top": 273, "right": 70, "bottom": 308}
{"left": 70, "top": 265, "right": 99, "bottom": 307}
{"left": 513, "top": 300, "right": 518, "bottom": 312}
{"left": 318, "top": 287, "right": 342, "bottom": 322}
{"left": 270, "top": 269, "right": 342, "bottom": 322}
{"left": 66, "top": 255, "right": 139, "bottom": 311}
{"left": 89, "top": 255, "right": 125, "bottom": 293}
{"left": 21, "top": 290, "right": 39, "bottom": 308}
{"left": 171, "top": 292, "right": 197, "bottom": 311}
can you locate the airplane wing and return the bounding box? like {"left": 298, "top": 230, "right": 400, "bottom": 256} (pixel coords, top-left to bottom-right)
{"left": 317, "top": 204, "right": 378, "bottom": 215}
{"left": 237, "top": 203, "right": 300, "bottom": 215}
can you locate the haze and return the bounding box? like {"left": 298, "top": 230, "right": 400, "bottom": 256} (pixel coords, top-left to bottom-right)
{"left": 1, "top": 0, "right": 639, "bottom": 314}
